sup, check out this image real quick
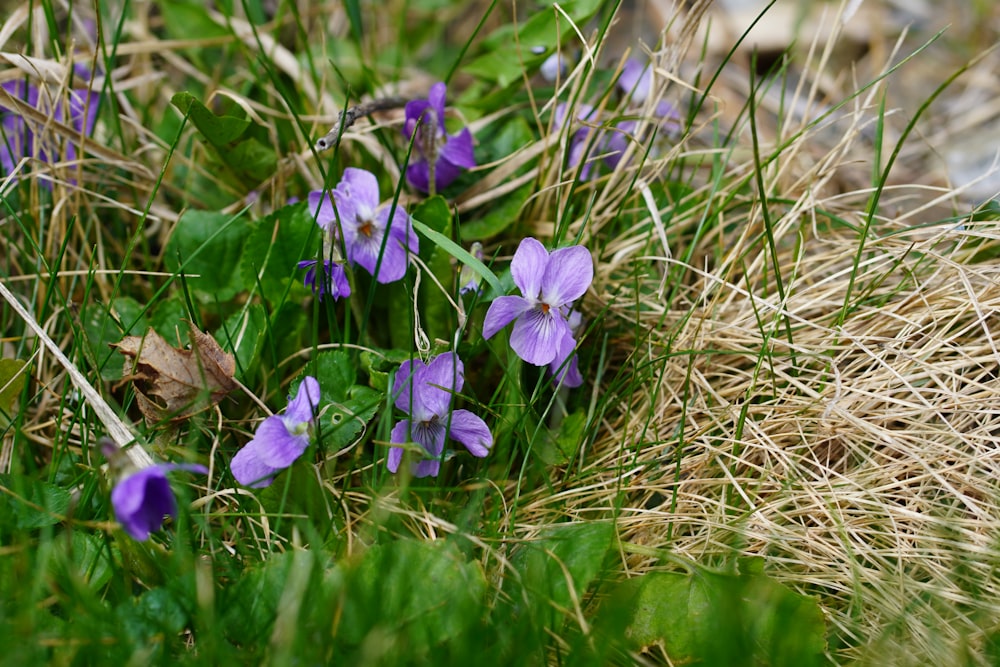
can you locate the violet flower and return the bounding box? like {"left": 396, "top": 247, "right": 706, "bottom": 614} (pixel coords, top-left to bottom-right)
{"left": 618, "top": 59, "right": 681, "bottom": 136}
{"left": 231, "top": 376, "right": 320, "bottom": 488}
{"left": 540, "top": 52, "right": 569, "bottom": 82}
{"left": 618, "top": 59, "right": 653, "bottom": 104}
{"left": 483, "top": 237, "right": 593, "bottom": 367}
{"left": 309, "top": 168, "right": 418, "bottom": 284}
{"left": 554, "top": 103, "right": 609, "bottom": 181}
{"left": 0, "top": 76, "right": 99, "bottom": 184}
{"left": 112, "top": 463, "right": 208, "bottom": 541}
{"left": 297, "top": 258, "right": 351, "bottom": 300}
{"left": 403, "top": 82, "right": 476, "bottom": 193}
{"left": 388, "top": 352, "right": 492, "bottom": 478}
{"left": 549, "top": 309, "right": 584, "bottom": 388}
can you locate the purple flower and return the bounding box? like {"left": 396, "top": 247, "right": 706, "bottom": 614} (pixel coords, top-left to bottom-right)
{"left": 618, "top": 59, "right": 653, "bottom": 104}
{"left": 308, "top": 168, "right": 418, "bottom": 284}
{"left": 112, "top": 463, "right": 208, "bottom": 541}
{"left": 297, "top": 259, "right": 351, "bottom": 300}
{"left": 618, "top": 59, "right": 681, "bottom": 139}
{"left": 549, "top": 309, "right": 584, "bottom": 388}
{"left": 0, "top": 77, "right": 99, "bottom": 183}
{"left": 388, "top": 352, "right": 492, "bottom": 478}
{"left": 540, "top": 52, "right": 569, "bottom": 82}
{"left": 483, "top": 237, "right": 593, "bottom": 367}
{"left": 231, "top": 376, "right": 320, "bottom": 487}
{"left": 554, "top": 103, "right": 608, "bottom": 181}
{"left": 403, "top": 82, "right": 476, "bottom": 193}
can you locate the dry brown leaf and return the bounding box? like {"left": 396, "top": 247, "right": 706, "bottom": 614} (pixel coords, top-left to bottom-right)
{"left": 113, "top": 321, "right": 236, "bottom": 422}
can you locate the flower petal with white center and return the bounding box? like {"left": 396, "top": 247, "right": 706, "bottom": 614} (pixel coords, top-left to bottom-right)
{"left": 510, "top": 306, "right": 568, "bottom": 366}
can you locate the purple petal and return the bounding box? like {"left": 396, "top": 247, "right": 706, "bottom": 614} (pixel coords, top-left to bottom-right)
{"left": 619, "top": 59, "right": 651, "bottom": 104}
{"left": 412, "top": 419, "right": 447, "bottom": 459}
{"left": 329, "top": 264, "right": 351, "bottom": 298}
{"left": 441, "top": 128, "right": 476, "bottom": 169}
{"left": 603, "top": 122, "right": 637, "bottom": 169}
{"left": 67, "top": 88, "right": 99, "bottom": 136}
{"left": 249, "top": 414, "right": 310, "bottom": 469}
{"left": 308, "top": 190, "right": 338, "bottom": 233}
{"left": 448, "top": 409, "right": 492, "bottom": 458}
{"left": 568, "top": 131, "right": 601, "bottom": 181}
{"left": 510, "top": 307, "right": 569, "bottom": 366}
{"left": 540, "top": 52, "right": 568, "bottom": 82}
{"left": 333, "top": 172, "right": 377, "bottom": 238}
{"left": 390, "top": 419, "right": 445, "bottom": 476}
{"left": 403, "top": 99, "right": 432, "bottom": 139}
{"left": 655, "top": 100, "right": 679, "bottom": 121}
{"left": 412, "top": 459, "right": 441, "bottom": 478}
{"left": 548, "top": 328, "right": 582, "bottom": 388}
{"left": 554, "top": 103, "right": 596, "bottom": 130}
{"left": 511, "top": 237, "right": 549, "bottom": 299}
{"left": 551, "top": 353, "right": 582, "bottom": 388}
{"left": 393, "top": 358, "right": 424, "bottom": 414}
{"left": 111, "top": 467, "right": 177, "bottom": 541}
{"left": 298, "top": 260, "right": 351, "bottom": 300}
{"left": 387, "top": 443, "right": 405, "bottom": 473}
{"left": 540, "top": 246, "right": 592, "bottom": 307}
{"left": 339, "top": 167, "right": 380, "bottom": 210}
{"left": 231, "top": 442, "right": 279, "bottom": 488}
{"left": 567, "top": 131, "right": 589, "bottom": 169}
{"left": 482, "top": 295, "right": 530, "bottom": 340}
{"left": 427, "top": 82, "right": 448, "bottom": 129}
{"left": 349, "top": 225, "right": 408, "bottom": 283}
{"left": 430, "top": 157, "right": 465, "bottom": 191}
{"left": 385, "top": 203, "right": 419, "bottom": 255}
{"left": 416, "top": 352, "right": 462, "bottom": 419}
{"left": 406, "top": 160, "right": 432, "bottom": 193}
{"left": 285, "top": 376, "right": 320, "bottom": 424}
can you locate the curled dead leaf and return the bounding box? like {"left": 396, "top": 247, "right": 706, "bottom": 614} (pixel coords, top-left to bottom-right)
{"left": 113, "top": 321, "right": 236, "bottom": 422}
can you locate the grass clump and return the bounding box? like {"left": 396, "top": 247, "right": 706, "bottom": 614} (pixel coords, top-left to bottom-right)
{"left": 3, "top": 1, "right": 1000, "bottom": 665}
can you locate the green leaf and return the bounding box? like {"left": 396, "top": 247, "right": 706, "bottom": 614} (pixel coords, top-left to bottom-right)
{"left": 148, "top": 296, "right": 190, "bottom": 342}
{"left": 164, "top": 209, "right": 248, "bottom": 302}
{"left": 513, "top": 521, "right": 615, "bottom": 630}
{"left": 460, "top": 183, "right": 532, "bottom": 241}
{"left": 620, "top": 570, "right": 827, "bottom": 666}
{"left": 536, "top": 409, "right": 588, "bottom": 465}
{"left": 114, "top": 585, "right": 189, "bottom": 659}
{"left": 339, "top": 539, "right": 487, "bottom": 654}
{"left": 0, "top": 475, "right": 71, "bottom": 529}
{"left": 360, "top": 348, "right": 413, "bottom": 393}
{"left": 464, "top": 0, "right": 603, "bottom": 87}
{"left": 171, "top": 91, "right": 277, "bottom": 188}
{"left": 62, "top": 531, "right": 115, "bottom": 591}
{"left": 222, "top": 552, "right": 298, "bottom": 644}
{"left": 240, "top": 203, "right": 316, "bottom": 305}
{"left": 412, "top": 195, "right": 452, "bottom": 236}
{"left": 325, "top": 385, "right": 382, "bottom": 450}
{"left": 0, "top": 358, "right": 27, "bottom": 414}
{"left": 172, "top": 92, "right": 251, "bottom": 146}
{"left": 314, "top": 350, "right": 356, "bottom": 402}
{"left": 160, "top": 2, "right": 229, "bottom": 40}
{"left": 216, "top": 303, "right": 267, "bottom": 380}
{"left": 82, "top": 296, "right": 150, "bottom": 381}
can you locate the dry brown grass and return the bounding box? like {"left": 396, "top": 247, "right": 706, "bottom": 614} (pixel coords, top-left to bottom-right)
{"left": 506, "top": 1, "right": 1000, "bottom": 663}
